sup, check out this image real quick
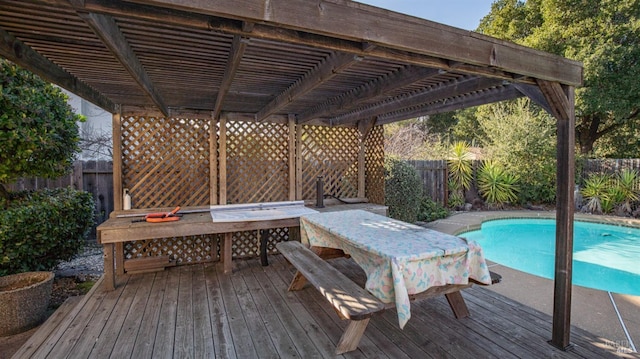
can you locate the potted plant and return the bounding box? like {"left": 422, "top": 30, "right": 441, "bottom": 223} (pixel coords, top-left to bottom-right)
{"left": 0, "top": 59, "right": 94, "bottom": 336}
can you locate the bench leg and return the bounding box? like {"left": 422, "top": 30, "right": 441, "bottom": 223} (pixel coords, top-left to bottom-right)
{"left": 445, "top": 291, "right": 470, "bottom": 318}
{"left": 336, "top": 318, "right": 370, "bottom": 354}
{"left": 287, "top": 271, "right": 308, "bottom": 291}
{"left": 103, "top": 243, "right": 116, "bottom": 291}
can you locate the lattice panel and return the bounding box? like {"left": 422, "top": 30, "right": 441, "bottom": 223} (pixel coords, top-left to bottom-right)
{"left": 121, "top": 116, "right": 210, "bottom": 208}
{"left": 225, "top": 121, "right": 290, "bottom": 204}
{"left": 300, "top": 125, "right": 360, "bottom": 200}
{"left": 231, "top": 228, "right": 290, "bottom": 258}
{"left": 365, "top": 125, "right": 385, "bottom": 204}
{"left": 124, "top": 234, "right": 217, "bottom": 264}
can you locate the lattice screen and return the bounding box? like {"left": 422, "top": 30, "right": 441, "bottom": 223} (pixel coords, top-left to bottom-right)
{"left": 118, "top": 117, "right": 384, "bottom": 264}
{"left": 121, "top": 116, "right": 210, "bottom": 208}
{"left": 124, "top": 235, "right": 217, "bottom": 264}
{"left": 300, "top": 125, "right": 360, "bottom": 200}
{"left": 365, "top": 125, "right": 385, "bottom": 204}
{"left": 225, "top": 121, "right": 290, "bottom": 204}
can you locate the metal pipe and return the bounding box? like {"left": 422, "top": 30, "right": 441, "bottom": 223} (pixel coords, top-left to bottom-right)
{"left": 316, "top": 176, "right": 324, "bottom": 208}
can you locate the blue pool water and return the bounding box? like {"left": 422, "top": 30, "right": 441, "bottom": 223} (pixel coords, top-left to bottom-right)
{"left": 463, "top": 218, "right": 640, "bottom": 296}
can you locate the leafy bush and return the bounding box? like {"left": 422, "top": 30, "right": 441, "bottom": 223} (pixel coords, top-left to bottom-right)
{"left": 384, "top": 157, "right": 422, "bottom": 223}
{"left": 0, "top": 188, "right": 94, "bottom": 276}
{"left": 0, "top": 59, "right": 83, "bottom": 188}
{"left": 417, "top": 197, "right": 449, "bottom": 222}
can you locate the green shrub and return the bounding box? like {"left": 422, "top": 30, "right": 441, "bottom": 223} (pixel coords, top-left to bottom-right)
{"left": 417, "top": 197, "right": 449, "bottom": 222}
{"left": 384, "top": 157, "right": 422, "bottom": 223}
{"left": 0, "top": 187, "right": 94, "bottom": 276}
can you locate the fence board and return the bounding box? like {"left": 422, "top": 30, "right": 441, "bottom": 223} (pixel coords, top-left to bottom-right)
{"left": 407, "top": 160, "right": 448, "bottom": 205}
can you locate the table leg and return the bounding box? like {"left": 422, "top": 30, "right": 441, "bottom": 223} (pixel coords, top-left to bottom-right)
{"left": 260, "top": 229, "right": 269, "bottom": 266}
{"left": 103, "top": 243, "right": 116, "bottom": 291}
{"left": 115, "top": 242, "right": 125, "bottom": 275}
{"left": 223, "top": 232, "right": 233, "bottom": 274}
{"left": 445, "top": 291, "right": 470, "bottom": 318}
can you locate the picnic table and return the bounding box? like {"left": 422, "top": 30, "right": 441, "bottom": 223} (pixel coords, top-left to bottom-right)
{"left": 299, "top": 209, "right": 493, "bottom": 328}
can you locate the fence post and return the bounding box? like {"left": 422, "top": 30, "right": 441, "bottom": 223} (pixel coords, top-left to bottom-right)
{"left": 73, "top": 161, "right": 84, "bottom": 190}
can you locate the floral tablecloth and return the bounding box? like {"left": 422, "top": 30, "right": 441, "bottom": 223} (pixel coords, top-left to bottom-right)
{"left": 300, "top": 210, "right": 492, "bottom": 328}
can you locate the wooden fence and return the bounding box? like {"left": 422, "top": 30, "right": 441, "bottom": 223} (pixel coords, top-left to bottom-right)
{"left": 7, "top": 160, "right": 114, "bottom": 239}
{"left": 406, "top": 160, "right": 448, "bottom": 205}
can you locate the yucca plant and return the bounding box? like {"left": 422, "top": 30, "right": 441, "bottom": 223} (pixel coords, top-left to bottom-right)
{"left": 477, "top": 160, "right": 519, "bottom": 208}
{"left": 447, "top": 178, "right": 465, "bottom": 208}
{"left": 613, "top": 169, "right": 639, "bottom": 214}
{"left": 447, "top": 141, "right": 473, "bottom": 208}
{"left": 580, "top": 173, "right": 611, "bottom": 214}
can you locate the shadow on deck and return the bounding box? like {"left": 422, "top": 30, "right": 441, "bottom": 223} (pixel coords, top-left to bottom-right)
{"left": 14, "top": 255, "right": 635, "bottom": 358}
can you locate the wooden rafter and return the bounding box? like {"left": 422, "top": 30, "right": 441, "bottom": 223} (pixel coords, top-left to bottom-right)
{"left": 255, "top": 51, "right": 363, "bottom": 122}
{"left": 75, "top": 10, "right": 169, "bottom": 116}
{"left": 128, "top": 0, "right": 582, "bottom": 86}
{"left": 376, "top": 85, "right": 522, "bottom": 125}
{"left": 297, "top": 66, "right": 441, "bottom": 123}
{"left": 0, "top": 27, "right": 116, "bottom": 112}
{"left": 331, "top": 76, "right": 504, "bottom": 125}
{"left": 213, "top": 34, "right": 249, "bottom": 120}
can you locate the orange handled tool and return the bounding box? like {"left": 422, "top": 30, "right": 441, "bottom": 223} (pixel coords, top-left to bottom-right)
{"left": 132, "top": 206, "right": 181, "bottom": 223}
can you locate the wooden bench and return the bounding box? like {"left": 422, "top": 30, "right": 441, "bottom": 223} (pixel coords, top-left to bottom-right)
{"left": 276, "top": 240, "right": 385, "bottom": 354}
{"left": 277, "top": 240, "right": 502, "bottom": 354}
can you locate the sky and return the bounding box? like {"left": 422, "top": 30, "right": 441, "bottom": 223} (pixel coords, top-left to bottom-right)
{"left": 356, "top": 0, "right": 495, "bottom": 30}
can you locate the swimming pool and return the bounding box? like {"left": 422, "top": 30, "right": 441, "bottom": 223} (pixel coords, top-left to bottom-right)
{"left": 462, "top": 218, "right": 640, "bottom": 296}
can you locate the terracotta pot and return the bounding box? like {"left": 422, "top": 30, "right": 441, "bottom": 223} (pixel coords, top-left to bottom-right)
{"left": 0, "top": 271, "right": 54, "bottom": 336}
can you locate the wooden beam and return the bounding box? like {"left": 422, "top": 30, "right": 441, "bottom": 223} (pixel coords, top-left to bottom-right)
{"left": 255, "top": 52, "right": 362, "bottom": 121}
{"left": 213, "top": 34, "right": 248, "bottom": 120}
{"left": 210, "top": 113, "right": 218, "bottom": 205}
{"left": 126, "top": 0, "right": 583, "bottom": 86}
{"left": 295, "top": 123, "right": 303, "bottom": 200}
{"left": 537, "top": 80, "right": 571, "bottom": 122}
{"left": 357, "top": 118, "right": 375, "bottom": 198}
{"left": 76, "top": 11, "right": 169, "bottom": 116}
{"left": 219, "top": 115, "right": 228, "bottom": 205}
{"left": 515, "top": 83, "right": 553, "bottom": 115}
{"left": 288, "top": 114, "right": 296, "bottom": 201}
{"left": 331, "top": 76, "right": 503, "bottom": 125}
{"left": 298, "top": 66, "right": 441, "bottom": 123}
{"left": 539, "top": 81, "right": 576, "bottom": 350}
{"left": 0, "top": 27, "right": 116, "bottom": 113}
{"left": 376, "top": 85, "right": 522, "bottom": 125}
{"left": 112, "top": 109, "right": 123, "bottom": 210}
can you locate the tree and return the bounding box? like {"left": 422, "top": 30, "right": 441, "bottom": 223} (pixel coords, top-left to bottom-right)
{"left": 0, "top": 59, "right": 83, "bottom": 198}
{"left": 478, "top": 0, "right": 640, "bottom": 156}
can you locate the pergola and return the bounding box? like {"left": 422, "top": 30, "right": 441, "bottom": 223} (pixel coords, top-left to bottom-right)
{"left": 0, "top": 0, "right": 582, "bottom": 350}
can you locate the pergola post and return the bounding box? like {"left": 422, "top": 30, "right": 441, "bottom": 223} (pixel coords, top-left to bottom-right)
{"left": 538, "top": 81, "right": 576, "bottom": 350}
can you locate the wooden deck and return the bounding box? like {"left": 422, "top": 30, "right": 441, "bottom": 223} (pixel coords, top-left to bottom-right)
{"left": 15, "top": 256, "right": 633, "bottom": 358}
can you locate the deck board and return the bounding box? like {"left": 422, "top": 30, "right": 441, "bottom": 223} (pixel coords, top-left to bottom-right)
{"left": 15, "top": 255, "right": 635, "bottom": 359}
